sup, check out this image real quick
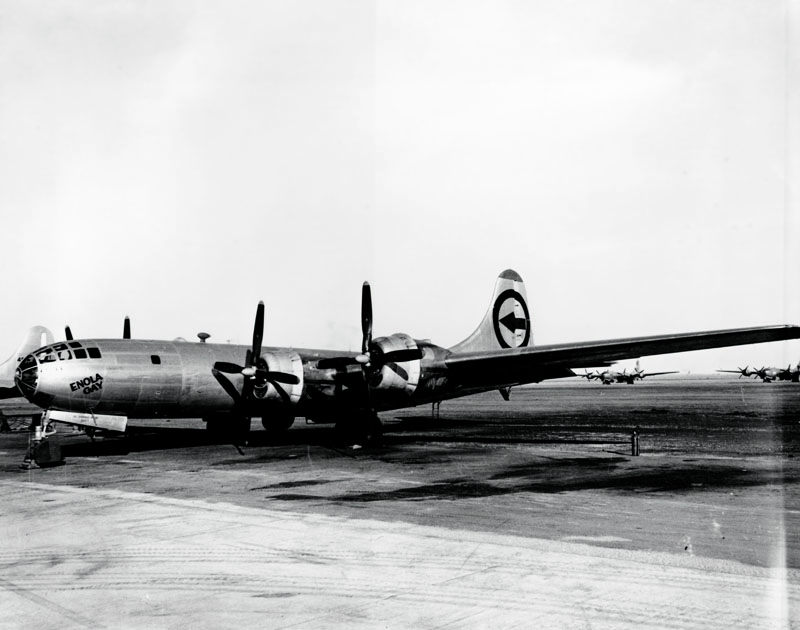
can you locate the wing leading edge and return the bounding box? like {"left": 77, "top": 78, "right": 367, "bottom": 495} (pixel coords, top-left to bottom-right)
{"left": 445, "top": 325, "right": 800, "bottom": 388}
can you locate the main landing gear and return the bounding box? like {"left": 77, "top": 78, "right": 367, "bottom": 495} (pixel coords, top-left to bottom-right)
{"left": 204, "top": 412, "right": 296, "bottom": 448}
{"left": 335, "top": 410, "right": 383, "bottom": 447}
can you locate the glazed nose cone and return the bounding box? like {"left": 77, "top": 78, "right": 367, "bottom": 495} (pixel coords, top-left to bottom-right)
{"left": 14, "top": 353, "right": 38, "bottom": 400}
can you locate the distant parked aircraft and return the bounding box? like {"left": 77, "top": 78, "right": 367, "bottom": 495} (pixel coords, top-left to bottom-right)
{"left": 580, "top": 360, "right": 678, "bottom": 385}
{"left": 716, "top": 366, "right": 757, "bottom": 379}
{"left": 718, "top": 363, "right": 800, "bottom": 382}
{"left": 752, "top": 364, "right": 800, "bottom": 382}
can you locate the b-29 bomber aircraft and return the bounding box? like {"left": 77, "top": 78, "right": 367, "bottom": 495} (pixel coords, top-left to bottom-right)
{"left": 580, "top": 360, "right": 678, "bottom": 385}
{"left": 11, "top": 269, "right": 800, "bottom": 445}
{"left": 754, "top": 364, "right": 800, "bottom": 382}
{"left": 718, "top": 363, "right": 800, "bottom": 382}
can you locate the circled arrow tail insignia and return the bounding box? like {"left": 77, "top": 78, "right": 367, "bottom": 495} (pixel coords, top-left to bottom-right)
{"left": 492, "top": 289, "right": 531, "bottom": 348}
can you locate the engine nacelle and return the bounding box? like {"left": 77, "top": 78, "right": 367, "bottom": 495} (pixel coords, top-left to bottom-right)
{"left": 370, "top": 333, "right": 420, "bottom": 395}
{"left": 252, "top": 350, "right": 304, "bottom": 405}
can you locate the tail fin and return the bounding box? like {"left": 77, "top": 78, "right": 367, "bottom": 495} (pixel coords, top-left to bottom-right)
{"left": 0, "top": 326, "right": 54, "bottom": 394}
{"left": 449, "top": 269, "right": 533, "bottom": 353}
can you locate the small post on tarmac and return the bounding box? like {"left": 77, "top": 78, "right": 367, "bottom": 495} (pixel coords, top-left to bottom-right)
{"left": 631, "top": 426, "right": 640, "bottom": 457}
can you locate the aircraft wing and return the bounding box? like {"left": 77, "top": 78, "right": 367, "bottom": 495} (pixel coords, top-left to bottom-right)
{"left": 0, "top": 386, "right": 20, "bottom": 400}
{"left": 445, "top": 325, "right": 800, "bottom": 388}
{"left": 641, "top": 371, "right": 680, "bottom": 378}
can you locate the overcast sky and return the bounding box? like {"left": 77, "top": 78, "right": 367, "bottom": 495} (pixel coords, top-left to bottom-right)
{"left": 1, "top": 0, "right": 798, "bottom": 373}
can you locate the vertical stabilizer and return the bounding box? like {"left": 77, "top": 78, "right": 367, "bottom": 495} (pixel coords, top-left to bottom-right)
{"left": 449, "top": 270, "right": 533, "bottom": 353}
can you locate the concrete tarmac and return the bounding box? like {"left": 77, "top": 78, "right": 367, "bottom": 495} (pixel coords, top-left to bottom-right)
{"left": 1, "top": 378, "right": 799, "bottom": 629}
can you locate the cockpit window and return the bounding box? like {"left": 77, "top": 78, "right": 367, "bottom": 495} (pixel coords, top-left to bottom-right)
{"left": 34, "top": 343, "right": 101, "bottom": 361}
{"left": 35, "top": 347, "right": 57, "bottom": 363}
{"left": 53, "top": 343, "right": 72, "bottom": 361}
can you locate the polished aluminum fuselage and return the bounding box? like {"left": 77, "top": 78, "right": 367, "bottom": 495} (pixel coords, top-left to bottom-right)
{"left": 17, "top": 338, "right": 457, "bottom": 421}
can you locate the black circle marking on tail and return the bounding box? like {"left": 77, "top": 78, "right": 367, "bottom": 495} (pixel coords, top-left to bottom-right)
{"left": 492, "top": 289, "right": 530, "bottom": 348}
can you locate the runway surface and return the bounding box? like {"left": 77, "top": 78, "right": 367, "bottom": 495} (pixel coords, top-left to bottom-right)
{"left": 1, "top": 378, "right": 799, "bottom": 628}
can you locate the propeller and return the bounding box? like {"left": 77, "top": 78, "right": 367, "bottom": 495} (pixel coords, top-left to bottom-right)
{"left": 211, "top": 302, "right": 299, "bottom": 408}
{"left": 317, "top": 282, "right": 423, "bottom": 394}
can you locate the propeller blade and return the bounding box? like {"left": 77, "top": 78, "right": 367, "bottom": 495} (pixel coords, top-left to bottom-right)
{"left": 212, "top": 368, "right": 242, "bottom": 404}
{"left": 123, "top": 316, "right": 131, "bottom": 340}
{"left": 65, "top": 326, "right": 73, "bottom": 341}
{"left": 266, "top": 379, "right": 293, "bottom": 405}
{"left": 263, "top": 371, "right": 300, "bottom": 385}
{"left": 380, "top": 348, "right": 424, "bottom": 364}
{"left": 241, "top": 350, "right": 256, "bottom": 400}
{"left": 316, "top": 357, "right": 359, "bottom": 370}
{"left": 252, "top": 301, "right": 264, "bottom": 364}
{"left": 361, "top": 282, "right": 372, "bottom": 355}
{"left": 242, "top": 374, "right": 254, "bottom": 401}
{"left": 384, "top": 361, "right": 409, "bottom": 381}
{"left": 214, "top": 361, "right": 244, "bottom": 374}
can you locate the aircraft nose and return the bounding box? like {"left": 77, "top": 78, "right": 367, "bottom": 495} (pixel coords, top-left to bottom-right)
{"left": 15, "top": 353, "right": 39, "bottom": 400}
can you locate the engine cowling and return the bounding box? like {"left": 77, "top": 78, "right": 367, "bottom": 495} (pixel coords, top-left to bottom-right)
{"left": 252, "top": 350, "right": 304, "bottom": 405}
{"left": 369, "top": 333, "right": 420, "bottom": 395}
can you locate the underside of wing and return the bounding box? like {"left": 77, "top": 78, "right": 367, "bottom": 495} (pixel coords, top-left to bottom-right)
{"left": 445, "top": 325, "right": 800, "bottom": 389}
{"left": 0, "top": 385, "right": 21, "bottom": 400}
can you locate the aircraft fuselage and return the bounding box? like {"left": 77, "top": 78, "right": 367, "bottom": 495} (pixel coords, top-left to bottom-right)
{"left": 14, "top": 337, "right": 464, "bottom": 424}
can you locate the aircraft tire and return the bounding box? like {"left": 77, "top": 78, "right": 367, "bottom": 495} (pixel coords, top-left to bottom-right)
{"left": 335, "top": 412, "right": 383, "bottom": 446}
{"left": 205, "top": 417, "right": 226, "bottom": 435}
{"left": 261, "top": 415, "right": 294, "bottom": 433}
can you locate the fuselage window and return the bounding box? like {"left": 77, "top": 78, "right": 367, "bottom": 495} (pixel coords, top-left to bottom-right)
{"left": 73, "top": 348, "right": 87, "bottom": 359}
{"left": 151, "top": 355, "right": 161, "bottom": 365}
{"left": 68, "top": 342, "right": 82, "bottom": 349}
{"left": 87, "top": 348, "right": 102, "bottom": 359}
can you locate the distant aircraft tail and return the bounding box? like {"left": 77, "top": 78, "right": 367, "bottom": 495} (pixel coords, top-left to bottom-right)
{"left": 0, "top": 326, "right": 53, "bottom": 398}
{"left": 449, "top": 269, "right": 533, "bottom": 353}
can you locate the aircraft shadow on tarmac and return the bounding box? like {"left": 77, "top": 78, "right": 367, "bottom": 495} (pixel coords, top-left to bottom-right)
{"left": 258, "top": 458, "right": 797, "bottom": 503}
{"left": 45, "top": 412, "right": 798, "bottom": 501}
{"left": 55, "top": 413, "right": 635, "bottom": 458}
